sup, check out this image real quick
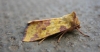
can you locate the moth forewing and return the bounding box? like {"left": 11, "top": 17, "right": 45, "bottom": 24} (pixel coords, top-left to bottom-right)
{"left": 23, "top": 12, "right": 81, "bottom": 42}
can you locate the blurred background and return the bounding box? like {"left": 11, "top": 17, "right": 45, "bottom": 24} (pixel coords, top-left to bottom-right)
{"left": 0, "top": 0, "right": 100, "bottom": 52}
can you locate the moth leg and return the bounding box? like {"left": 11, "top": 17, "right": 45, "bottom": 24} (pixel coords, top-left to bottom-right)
{"left": 57, "top": 30, "right": 67, "bottom": 43}
{"left": 76, "top": 28, "right": 89, "bottom": 37}
{"left": 38, "top": 38, "right": 46, "bottom": 45}
{"left": 54, "top": 32, "right": 63, "bottom": 38}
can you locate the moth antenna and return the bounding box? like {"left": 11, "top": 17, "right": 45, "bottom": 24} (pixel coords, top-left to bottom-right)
{"left": 76, "top": 28, "right": 89, "bottom": 37}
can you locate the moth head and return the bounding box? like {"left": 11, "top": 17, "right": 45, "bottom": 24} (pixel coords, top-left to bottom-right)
{"left": 62, "top": 12, "right": 80, "bottom": 28}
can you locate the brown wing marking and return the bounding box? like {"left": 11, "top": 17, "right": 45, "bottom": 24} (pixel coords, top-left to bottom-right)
{"left": 30, "top": 33, "right": 39, "bottom": 41}
{"left": 60, "top": 26, "right": 67, "bottom": 31}
{"left": 43, "top": 20, "right": 51, "bottom": 26}
{"left": 36, "top": 21, "right": 43, "bottom": 29}
{"left": 30, "top": 20, "right": 51, "bottom": 41}
{"left": 36, "top": 20, "right": 50, "bottom": 29}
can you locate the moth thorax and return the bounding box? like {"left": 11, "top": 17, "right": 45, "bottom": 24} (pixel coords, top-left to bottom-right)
{"left": 62, "top": 14, "right": 74, "bottom": 23}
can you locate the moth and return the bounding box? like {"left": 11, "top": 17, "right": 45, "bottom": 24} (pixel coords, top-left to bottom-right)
{"left": 23, "top": 12, "right": 89, "bottom": 44}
